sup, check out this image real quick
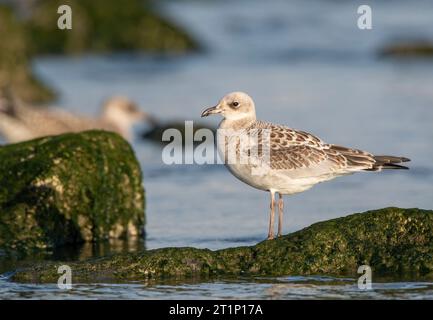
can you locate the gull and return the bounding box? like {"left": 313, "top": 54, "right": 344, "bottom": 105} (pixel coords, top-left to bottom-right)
{"left": 0, "top": 92, "right": 153, "bottom": 143}
{"left": 201, "top": 92, "right": 410, "bottom": 240}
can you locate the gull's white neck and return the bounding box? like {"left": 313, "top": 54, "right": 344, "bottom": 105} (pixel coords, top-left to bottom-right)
{"left": 219, "top": 115, "right": 256, "bottom": 131}
{"left": 101, "top": 112, "right": 133, "bottom": 139}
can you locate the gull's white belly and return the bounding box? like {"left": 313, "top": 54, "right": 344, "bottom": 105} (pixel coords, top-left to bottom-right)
{"left": 224, "top": 162, "right": 323, "bottom": 195}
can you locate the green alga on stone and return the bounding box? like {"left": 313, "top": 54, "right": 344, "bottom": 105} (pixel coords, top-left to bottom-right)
{"left": 11, "top": 207, "right": 433, "bottom": 283}
{"left": 0, "top": 130, "right": 145, "bottom": 254}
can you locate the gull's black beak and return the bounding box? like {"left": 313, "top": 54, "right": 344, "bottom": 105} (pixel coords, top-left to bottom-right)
{"left": 201, "top": 105, "right": 221, "bottom": 117}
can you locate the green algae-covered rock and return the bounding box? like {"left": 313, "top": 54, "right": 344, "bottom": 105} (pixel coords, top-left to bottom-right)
{"left": 0, "top": 130, "right": 145, "bottom": 254}
{"left": 11, "top": 208, "right": 433, "bottom": 283}
{"left": 25, "top": 0, "right": 198, "bottom": 55}
{"left": 0, "top": 5, "right": 54, "bottom": 103}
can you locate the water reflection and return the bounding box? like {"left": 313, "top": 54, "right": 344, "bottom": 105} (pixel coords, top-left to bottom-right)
{"left": 0, "top": 237, "right": 145, "bottom": 275}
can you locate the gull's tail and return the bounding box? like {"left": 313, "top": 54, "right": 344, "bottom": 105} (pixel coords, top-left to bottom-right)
{"left": 368, "top": 155, "right": 411, "bottom": 171}
{"left": 329, "top": 145, "right": 410, "bottom": 171}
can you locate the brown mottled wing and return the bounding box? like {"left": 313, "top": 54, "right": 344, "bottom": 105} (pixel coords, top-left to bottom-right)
{"left": 270, "top": 145, "right": 328, "bottom": 170}
{"left": 247, "top": 122, "right": 347, "bottom": 172}
{"left": 246, "top": 121, "right": 381, "bottom": 174}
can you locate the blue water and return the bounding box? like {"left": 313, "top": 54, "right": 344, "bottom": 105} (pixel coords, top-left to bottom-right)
{"left": 1, "top": 0, "right": 433, "bottom": 299}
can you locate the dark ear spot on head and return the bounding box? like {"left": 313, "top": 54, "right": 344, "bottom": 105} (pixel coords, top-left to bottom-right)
{"left": 126, "top": 103, "right": 137, "bottom": 112}
{"left": 0, "top": 99, "right": 15, "bottom": 117}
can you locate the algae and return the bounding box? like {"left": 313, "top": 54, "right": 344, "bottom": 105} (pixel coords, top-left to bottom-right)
{"left": 0, "top": 130, "right": 145, "bottom": 254}
{"left": 11, "top": 207, "right": 433, "bottom": 283}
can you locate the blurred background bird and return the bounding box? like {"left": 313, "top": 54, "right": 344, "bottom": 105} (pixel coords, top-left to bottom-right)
{"left": 0, "top": 88, "right": 156, "bottom": 143}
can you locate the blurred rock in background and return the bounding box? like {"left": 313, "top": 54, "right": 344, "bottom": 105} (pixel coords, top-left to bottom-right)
{"left": 0, "top": 5, "right": 54, "bottom": 103}
{"left": 23, "top": 0, "right": 198, "bottom": 55}
{"left": 379, "top": 40, "right": 433, "bottom": 59}
{"left": 0, "top": 0, "right": 198, "bottom": 103}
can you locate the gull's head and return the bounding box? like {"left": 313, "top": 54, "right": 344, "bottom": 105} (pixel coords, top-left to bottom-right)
{"left": 201, "top": 91, "right": 256, "bottom": 121}
{"left": 101, "top": 96, "right": 156, "bottom": 139}
{"left": 102, "top": 96, "right": 150, "bottom": 126}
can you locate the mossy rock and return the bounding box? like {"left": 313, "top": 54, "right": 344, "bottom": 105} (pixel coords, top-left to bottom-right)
{"left": 0, "top": 5, "right": 54, "bottom": 103}
{"left": 25, "top": 0, "right": 198, "bottom": 55}
{"left": 11, "top": 207, "right": 433, "bottom": 283}
{"left": 0, "top": 130, "right": 145, "bottom": 254}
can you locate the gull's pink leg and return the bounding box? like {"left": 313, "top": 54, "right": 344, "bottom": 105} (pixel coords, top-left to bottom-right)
{"left": 278, "top": 193, "right": 284, "bottom": 237}
{"left": 267, "top": 190, "right": 276, "bottom": 240}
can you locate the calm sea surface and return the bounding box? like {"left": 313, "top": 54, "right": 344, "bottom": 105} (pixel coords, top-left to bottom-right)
{"left": 1, "top": 0, "right": 433, "bottom": 299}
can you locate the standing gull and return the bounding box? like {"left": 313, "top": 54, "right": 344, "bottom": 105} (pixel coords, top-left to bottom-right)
{"left": 201, "top": 92, "right": 410, "bottom": 240}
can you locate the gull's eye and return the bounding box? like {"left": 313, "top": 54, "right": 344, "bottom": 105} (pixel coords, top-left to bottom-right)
{"left": 232, "top": 101, "right": 239, "bottom": 108}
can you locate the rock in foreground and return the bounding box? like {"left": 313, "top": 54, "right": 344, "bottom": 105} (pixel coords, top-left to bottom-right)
{"left": 0, "top": 131, "right": 145, "bottom": 254}
{"left": 11, "top": 207, "right": 433, "bottom": 283}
